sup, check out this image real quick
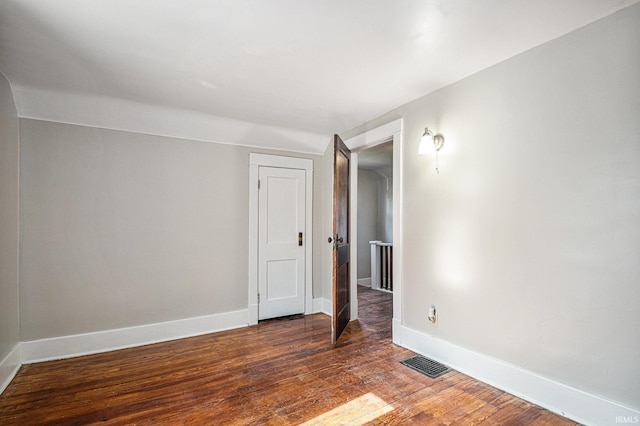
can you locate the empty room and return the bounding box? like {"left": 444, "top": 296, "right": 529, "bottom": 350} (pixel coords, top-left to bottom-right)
{"left": 1, "top": 1, "right": 639, "bottom": 424}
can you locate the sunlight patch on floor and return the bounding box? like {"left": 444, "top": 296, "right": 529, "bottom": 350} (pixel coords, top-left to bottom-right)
{"left": 299, "top": 392, "right": 393, "bottom": 425}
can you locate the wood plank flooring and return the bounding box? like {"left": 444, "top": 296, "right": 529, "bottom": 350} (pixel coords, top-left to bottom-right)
{"left": 0, "top": 286, "right": 578, "bottom": 425}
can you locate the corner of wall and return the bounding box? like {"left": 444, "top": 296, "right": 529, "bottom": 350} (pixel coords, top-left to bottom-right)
{"left": 0, "top": 343, "right": 21, "bottom": 394}
{"left": 0, "top": 70, "right": 20, "bottom": 394}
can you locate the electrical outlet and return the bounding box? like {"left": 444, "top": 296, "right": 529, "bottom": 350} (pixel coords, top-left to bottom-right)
{"left": 428, "top": 305, "right": 437, "bottom": 325}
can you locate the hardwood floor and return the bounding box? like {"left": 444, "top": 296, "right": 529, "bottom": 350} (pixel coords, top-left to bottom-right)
{"left": 0, "top": 286, "right": 578, "bottom": 425}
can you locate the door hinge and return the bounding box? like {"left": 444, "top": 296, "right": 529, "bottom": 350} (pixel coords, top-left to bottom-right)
{"left": 257, "top": 293, "right": 260, "bottom": 304}
{"left": 258, "top": 179, "right": 261, "bottom": 190}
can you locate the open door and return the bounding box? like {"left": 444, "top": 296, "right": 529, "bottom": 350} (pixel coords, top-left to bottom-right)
{"left": 332, "top": 134, "right": 351, "bottom": 344}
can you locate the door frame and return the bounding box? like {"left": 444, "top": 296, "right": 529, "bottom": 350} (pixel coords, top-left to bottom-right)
{"left": 248, "top": 153, "right": 313, "bottom": 325}
{"left": 344, "top": 118, "right": 403, "bottom": 342}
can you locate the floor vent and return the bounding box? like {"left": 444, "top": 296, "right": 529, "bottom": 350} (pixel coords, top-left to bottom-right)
{"left": 400, "top": 355, "right": 451, "bottom": 379}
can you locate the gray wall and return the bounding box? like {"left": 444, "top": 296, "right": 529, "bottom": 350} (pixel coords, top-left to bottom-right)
{"left": 0, "top": 73, "right": 19, "bottom": 361}
{"left": 19, "top": 119, "right": 324, "bottom": 340}
{"left": 375, "top": 167, "right": 393, "bottom": 243}
{"left": 343, "top": 4, "right": 640, "bottom": 409}
{"left": 356, "top": 169, "right": 378, "bottom": 278}
{"left": 357, "top": 168, "right": 394, "bottom": 279}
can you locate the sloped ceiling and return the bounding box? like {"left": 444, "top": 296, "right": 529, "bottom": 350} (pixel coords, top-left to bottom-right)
{"left": 1, "top": 0, "right": 637, "bottom": 154}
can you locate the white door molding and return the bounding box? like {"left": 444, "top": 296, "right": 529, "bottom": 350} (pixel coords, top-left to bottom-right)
{"left": 344, "top": 118, "right": 403, "bottom": 341}
{"left": 248, "top": 153, "right": 313, "bottom": 325}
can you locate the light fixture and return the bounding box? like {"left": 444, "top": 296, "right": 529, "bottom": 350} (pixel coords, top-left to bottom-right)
{"left": 418, "top": 127, "right": 445, "bottom": 173}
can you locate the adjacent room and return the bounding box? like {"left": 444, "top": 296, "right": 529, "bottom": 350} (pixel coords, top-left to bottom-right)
{"left": 1, "top": 1, "right": 639, "bottom": 424}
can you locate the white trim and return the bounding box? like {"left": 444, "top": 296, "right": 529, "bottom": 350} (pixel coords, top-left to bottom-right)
{"left": 346, "top": 120, "right": 403, "bottom": 151}
{"left": 303, "top": 164, "right": 314, "bottom": 316}
{"left": 249, "top": 153, "right": 314, "bottom": 170}
{"left": 248, "top": 303, "right": 258, "bottom": 325}
{"left": 344, "top": 119, "right": 403, "bottom": 341}
{"left": 349, "top": 154, "right": 359, "bottom": 320}
{"left": 396, "top": 324, "right": 640, "bottom": 426}
{"left": 312, "top": 298, "right": 332, "bottom": 316}
{"left": 248, "top": 153, "right": 314, "bottom": 325}
{"left": 248, "top": 157, "right": 259, "bottom": 324}
{"left": 391, "top": 125, "right": 403, "bottom": 331}
{"left": 357, "top": 278, "right": 371, "bottom": 287}
{"left": 0, "top": 344, "right": 21, "bottom": 394}
{"left": 21, "top": 310, "right": 248, "bottom": 364}
{"left": 392, "top": 318, "right": 402, "bottom": 346}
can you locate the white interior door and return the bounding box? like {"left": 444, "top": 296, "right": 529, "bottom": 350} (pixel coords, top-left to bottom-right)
{"left": 258, "top": 166, "right": 306, "bottom": 320}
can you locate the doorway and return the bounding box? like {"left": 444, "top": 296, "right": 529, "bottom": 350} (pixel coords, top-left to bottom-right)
{"left": 356, "top": 141, "right": 393, "bottom": 291}
{"left": 343, "top": 118, "right": 403, "bottom": 342}
{"left": 355, "top": 141, "right": 394, "bottom": 327}
{"left": 248, "top": 153, "right": 313, "bottom": 325}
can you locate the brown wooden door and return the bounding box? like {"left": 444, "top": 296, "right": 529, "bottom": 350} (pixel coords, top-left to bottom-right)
{"left": 332, "top": 134, "right": 351, "bottom": 344}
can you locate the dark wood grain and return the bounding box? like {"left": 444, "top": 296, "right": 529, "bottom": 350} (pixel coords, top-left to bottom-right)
{"left": 332, "top": 133, "right": 351, "bottom": 344}
{"left": 0, "top": 287, "right": 578, "bottom": 425}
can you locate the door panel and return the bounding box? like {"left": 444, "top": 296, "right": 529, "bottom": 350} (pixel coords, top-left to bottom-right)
{"left": 258, "top": 166, "right": 306, "bottom": 320}
{"left": 267, "top": 260, "right": 298, "bottom": 299}
{"left": 332, "top": 135, "right": 351, "bottom": 343}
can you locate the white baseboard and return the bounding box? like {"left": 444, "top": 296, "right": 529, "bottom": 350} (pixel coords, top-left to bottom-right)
{"left": 357, "top": 278, "right": 371, "bottom": 287}
{"left": 394, "top": 324, "right": 639, "bottom": 426}
{"left": 312, "top": 297, "right": 332, "bottom": 316}
{"left": 21, "top": 309, "right": 249, "bottom": 364}
{"left": 0, "top": 343, "right": 21, "bottom": 394}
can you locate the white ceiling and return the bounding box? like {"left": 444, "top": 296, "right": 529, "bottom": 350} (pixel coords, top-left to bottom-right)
{"left": 1, "top": 0, "right": 637, "bottom": 153}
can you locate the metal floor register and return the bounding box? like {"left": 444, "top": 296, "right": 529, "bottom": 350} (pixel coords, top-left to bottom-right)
{"left": 400, "top": 355, "right": 451, "bottom": 379}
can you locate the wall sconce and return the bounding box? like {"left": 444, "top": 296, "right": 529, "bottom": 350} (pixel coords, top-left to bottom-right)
{"left": 418, "top": 127, "right": 445, "bottom": 173}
